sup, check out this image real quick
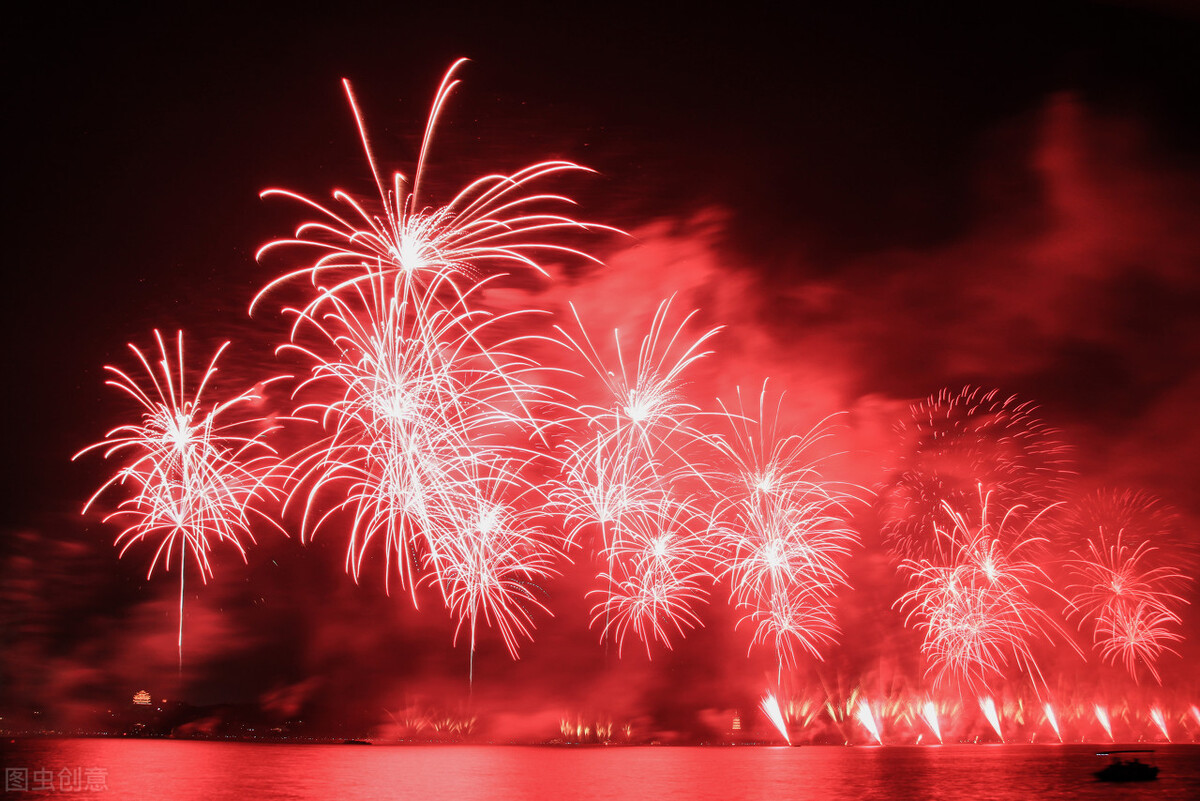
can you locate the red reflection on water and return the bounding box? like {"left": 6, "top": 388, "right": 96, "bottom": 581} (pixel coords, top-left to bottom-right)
{"left": 5, "top": 740, "right": 1200, "bottom": 801}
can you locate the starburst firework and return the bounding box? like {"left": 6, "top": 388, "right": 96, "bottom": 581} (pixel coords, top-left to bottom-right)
{"left": 75, "top": 331, "right": 281, "bottom": 667}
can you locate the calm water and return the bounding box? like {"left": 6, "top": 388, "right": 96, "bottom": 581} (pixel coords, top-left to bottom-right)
{"left": 3, "top": 740, "right": 1198, "bottom": 800}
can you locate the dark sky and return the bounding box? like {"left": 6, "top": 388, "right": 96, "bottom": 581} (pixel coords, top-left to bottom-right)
{"left": 7, "top": 1, "right": 1199, "bottom": 525}
{"left": 4, "top": 2, "right": 1200, "bottom": 739}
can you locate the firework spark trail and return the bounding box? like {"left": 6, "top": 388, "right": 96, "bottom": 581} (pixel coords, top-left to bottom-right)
{"left": 1150, "top": 706, "right": 1170, "bottom": 741}
{"left": 921, "top": 700, "right": 943, "bottom": 743}
{"left": 555, "top": 298, "right": 724, "bottom": 655}
{"left": 550, "top": 432, "right": 663, "bottom": 550}
{"left": 244, "top": 62, "right": 616, "bottom": 672}
{"left": 252, "top": 62, "right": 613, "bottom": 319}
{"left": 879, "top": 387, "right": 1072, "bottom": 561}
{"left": 760, "top": 692, "right": 791, "bottom": 745}
{"left": 1094, "top": 704, "right": 1114, "bottom": 741}
{"left": 277, "top": 267, "right": 555, "bottom": 600}
{"left": 715, "top": 487, "right": 852, "bottom": 673}
{"left": 552, "top": 298, "right": 720, "bottom": 496}
{"left": 709, "top": 386, "right": 861, "bottom": 678}
{"left": 979, "top": 696, "right": 1003, "bottom": 742}
{"left": 1095, "top": 603, "right": 1185, "bottom": 685}
{"left": 424, "top": 467, "right": 564, "bottom": 681}
{"left": 75, "top": 331, "right": 283, "bottom": 669}
{"left": 589, "top": 496, "right": 713, "bottom": 657}
{"left": 855, "top": 699, "right": 883, "bottom": 744}
{"left": 1065, "top": 518, "right": 1189, "bottom": 684}
{"left": 897, "top": 489, "right": 1077, "bottom": 692}
{"left": 1042, "top": 702, "right": 1062, "bottom": 742}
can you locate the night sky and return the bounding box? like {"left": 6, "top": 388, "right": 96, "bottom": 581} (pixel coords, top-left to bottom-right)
{"left": 4, "top": 2, "right": 1200, "bottom": 740}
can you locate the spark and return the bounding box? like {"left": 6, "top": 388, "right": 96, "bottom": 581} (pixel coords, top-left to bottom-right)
{"left": 879, "top": 387, "right": 1072, "bottom": 561}
{"left": 897, "top": 489, "right": 1075, "bottom": 691}
{"left": 424, "top": 468, "right": 565, "bottom": 681}
{"left": 760, "top": 693, "right": 790, "bottom": 745}
{"left": 253, "top": 61, "right": 613, "bottom": 318}
{"left": 1150, "top": 706, "right": 1169, "bottom": 741}
{"left": 710, "top": 385, "right": 860, "bottom": 677}
{"left": 921, "top": 700, "right": 943, "bottom": 744}
{"left": 557, "top": 298, "right": 721, "bottom": 656}
{"left": 589, "top": 496, "right": 712, "bottom": 657}
{"left": 75, "top": 331, "right": 282, "bottom": 668}
{"left": 1065, "top": 519, "right": 1189, "bottom": 685}
{"left": 979, "top": 696, "right": 1003, "bottom": 742}
{"left": 554, "top": 297, "right": 720, "bottom": 477}
{"left": 1094, "top": 704, "right": 1113, "bottom": 742}
{"left": 1043, "top": 702, "right": 1061, "bottom": 742}
{"left": 248, "top": 61, "right": 606, "bottom": 669}
{"left": 855, "top": 699, "right": 883, "bottom": 745}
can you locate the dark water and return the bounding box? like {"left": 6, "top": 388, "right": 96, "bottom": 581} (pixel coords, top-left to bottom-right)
{"left": 3, "top": 740, "right": 1198, "bottom": 800}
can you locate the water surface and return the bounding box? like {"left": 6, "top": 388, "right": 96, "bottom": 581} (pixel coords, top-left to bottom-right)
{"left": 4, "top": 740, "right": 1198, "bottom": 800}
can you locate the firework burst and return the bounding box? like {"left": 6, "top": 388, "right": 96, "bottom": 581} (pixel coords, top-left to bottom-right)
{"left": 1063, "top": 490, "right": 1190, "bottom": 684}
{"left": 897, "top": 489, "right": 1075, "bottom": 691}
{"left": 879, "top": 387, "right": 1072, "bottom": 560}
{"left": 424, "top": 466, "right": 564, "bottom": 680}
{"left": 710, "top": 385, "right": 860, "bottom": 676}
{"left": 249, "top": 61, "right": 607, "bottom": 670}
{"left": 589, "top": 495, "right": 713, "bottom": 657}
{"left": 75, "top": 331, "right": 282, "bottom": 668}
{"left": 553, "top": 298, "right": 720, "bottom": 476}
{"left": 278, "top": 267, "right": 553, "bottom": 598}
{"left": 555, "top": 298, "right": 721, "bottom": 655}
{"left": 252, "top": 60, "right": 611, "bottom": 318}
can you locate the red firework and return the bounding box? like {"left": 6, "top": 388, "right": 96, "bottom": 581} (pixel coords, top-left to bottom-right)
{"left": 589, "top": 495, "right": 712, "bottom": 657}
{"left": 710, "top": 385, "right": 860, "bottom": 676}
{"left": 75, "top": 331, "right": 282, "bottom": 668}
{"left": 251, "top": 62, "right": 605, "bottom": 671}
{"left": 896, "top": 489, "right": 1075, "bottom": 691}
{"left": 879, "top": 387, "right": 1073, "bottom": 560}
{"left": 1063, "top": 493, "right": 1190, "bottom": 684}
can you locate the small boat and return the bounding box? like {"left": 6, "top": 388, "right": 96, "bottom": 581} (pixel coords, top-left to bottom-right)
{"left": 342, "top": 739, "right": 372, "bottom": 746}
{"left": 1094, "top": 750, "right": 1158, "bottom": 782}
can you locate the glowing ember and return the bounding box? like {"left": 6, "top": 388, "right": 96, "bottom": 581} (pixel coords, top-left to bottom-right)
{"left": 760, "top": 693, "right": 790, "bottom": 745}
{"left": 855, "top": 699, "right": 883, "bottom": 745}
{"left": 979, "top": 696, "right": 1003, "bottom": 742}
